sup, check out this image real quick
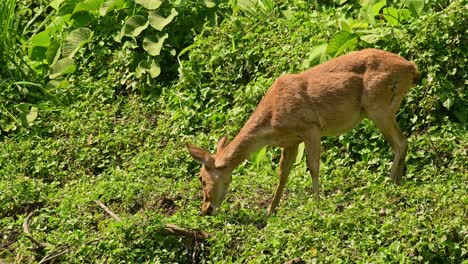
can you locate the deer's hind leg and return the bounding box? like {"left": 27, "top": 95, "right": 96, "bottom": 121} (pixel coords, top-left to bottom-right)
{"left": 369, "top": 114, "right": 408, "bottom": 184}
{"left": 364, "top": 72, "right": 413, "bottom": 184}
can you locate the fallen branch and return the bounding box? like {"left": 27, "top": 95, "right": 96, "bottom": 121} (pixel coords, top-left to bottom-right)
{"left": 23, "top": 211, "right": 49, "bottom": 249}
{"left": 164, "top": 224, "right": 210, "bottom": 242}
{"left": 37, "top": 238, "right": 99, "bottom": 264}
{"left": 95, "top": 200, "right": 122, "bottom": 222}
{"left": 37, "top": 245, "right": 70, "bottom": 264}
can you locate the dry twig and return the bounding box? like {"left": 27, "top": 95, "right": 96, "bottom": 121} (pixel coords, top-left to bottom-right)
{"left": 95, "top": 200, "right": 122, "bottom": 222}
{"left": 163, "top": 224, "right": 210, "bottom": 242}
{"left": 37, "top": 245, "right": 70, "bottom": 264}
{"left": 22, "top": 211, "right": 49, "bottom": 249}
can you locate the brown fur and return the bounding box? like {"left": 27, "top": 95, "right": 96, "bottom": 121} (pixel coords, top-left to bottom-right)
{"left": 187, "top": 49, "right": 418, "bottom": 216}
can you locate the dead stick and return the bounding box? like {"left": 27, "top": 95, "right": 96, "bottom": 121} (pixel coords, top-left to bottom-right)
{"left": 23, "top": 211, "right": 49, "bottom": 249}
{"left": 95, "top": 200, "right": 122, "bottom": 222}
{"left": 164, "top": 224, "right": 210, "bottom": 242}
{"left": 37, "top": 246, "right": 70, "bottom": 264}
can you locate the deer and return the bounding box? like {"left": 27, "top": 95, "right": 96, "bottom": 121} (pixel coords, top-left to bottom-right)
{"left": 186, "top": 48, "right": 418, "bottom": 216}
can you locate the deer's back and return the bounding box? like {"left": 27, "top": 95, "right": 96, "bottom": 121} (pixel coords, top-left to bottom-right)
{"left": 254, "top": 49, "right": 417, "bottom": 138}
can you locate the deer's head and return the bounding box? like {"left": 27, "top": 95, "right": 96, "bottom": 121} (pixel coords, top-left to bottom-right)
{"left": 186, "top": 136, "right": 231, "bottom": 216}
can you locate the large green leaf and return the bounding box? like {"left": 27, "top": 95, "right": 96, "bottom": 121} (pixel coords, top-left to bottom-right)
{"left": 359, "top": 28, "right": 390, "bottom": 44}
{"left": 62, "top": 27, "right": 93, "bottom": 58}
{"left": 50, "top": 0, "right": 65, "bottom": 10}
{"left": 99, "top": 0, "right": 126, "bottom": 16}
{"left": 148, "top": 8, "right": 178, "bottom": 31}
{"left": 383, "top": 7, "right": 400, "bottom": 25}
{"left": 372, "top": 1, "right": 386, "bottom": 16}
{"left": 335, "top": 37, "right": 358, "bottom": 56}
{"left": 303, "top": 43, "right": 328, "bottom": 68}
{"left": 71, "top": 12, "right": 94, "bottom": 27}
{"left": 143, "top": 33, "right": 168, "bottom": 56}
{"left": 408, "top": 0, "right": 424, "bottom": 17}
{"left": 29, "top": 47, "right": 47, "bottom": 61}
{"left": 46, "top": 40, "right": 61, "bottom": 65}
{"left": 49, "top": 58, "right": 76, "bottom": 79}
{"left": 138, "top": 59, "right": 161, "bottom": 78}
{"left": 30, "top": 31, "right": 50, "bottom": 47}
{"left": 118, "top": 15, "right": 149, "bottom": 41}
{"left": 326, "top": 31, "right": 358, "bottom": 57}
{"left": 135, "top": 0, "right": 162, "bottom": 10}
{"left": 73, "top": 0, "right": 105, "bottom": 14}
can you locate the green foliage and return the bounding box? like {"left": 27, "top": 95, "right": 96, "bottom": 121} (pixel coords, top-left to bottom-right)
{"left": 1, "top": 0, "right": 467, "bottom": 263}
{"left": 405, "top": 1, "right": 467, "bottom": 126}
{"left": 1, "top": 0, "right": 225, "bottom": 136}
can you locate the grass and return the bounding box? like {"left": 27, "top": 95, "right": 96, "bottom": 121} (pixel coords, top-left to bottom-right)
{"left": 1, "top": 0, "right": 467, "bottom": 263}
{"left": 1, "top": 80, "right": 466, "bottom": 262}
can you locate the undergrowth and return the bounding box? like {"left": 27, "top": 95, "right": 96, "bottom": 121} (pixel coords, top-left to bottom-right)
{"left": 1, "top": 0, "right": 467, "bottom": 263}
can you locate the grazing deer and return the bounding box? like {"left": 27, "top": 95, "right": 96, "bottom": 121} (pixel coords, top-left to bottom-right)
{"left": 187, "top": 49, "right": 418, "bottom": 216}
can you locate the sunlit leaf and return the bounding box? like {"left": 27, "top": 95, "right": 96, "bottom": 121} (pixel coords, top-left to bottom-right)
{"left": 326, "top": 31, "right": 358, "bottom": 57}
{"left": 73, "top": 0, "right": 105, "bottom": 14}
{"left": 408, "top": 0, "right": 424, "bottom": 17}
{"left": 349, "top": 19, "right": 368, "bottom": 29}
{"left": 135, "top": 0, "right": 162, "bottom": 10}
{"left": 399, "top": 8, "right": 412, "bottom": 20}
{"left": 119, "top": 15, "right": 149, "bottom": 39}
{"left": 148, "top": 8, "right": 178, "bottom": 31}
{"left": 372, "top": 1, "right": 386, "bottom": 16}
{"left": 294, "top": 143, "right": 305, "bottom": 165}
{"left": 340, "top": 20, "right": 352, "bottom": 32}
{"left": 383, "top": 7, "right": 400, "bottom": 25}
{"left": 62, "top": 27, "right": 93, "bottom": 58}
{"left": 138, "top": 59, "right": 161, "bottom": 78}
{"left": 303, "top": 43, "right": 327, "bottom": 67}
{"left": 46, "top": 40, "right": 61, "bottom": 65}
{"left": 204, "top": 0, "right": 216, "bottom": 8}
{"left": 359, "top": 28, "right": 389, "bottom": 44}
{"left": 335, "top": 37, "right": 358, "bottom": 56}
{"left": 26, "top": 107, "right": 38, "bottom": 124}
{"left": 99, "top": 0, "right": 126, "bottom": 16}
{"left": 258, "top": 0, "right": 274, "bottom": 11}
{"left": 443, "top": 98, "right": 453, "bottom": 109}
{"left": 50, "top": 58, "right": 76, "bottom": 79}
{"left": 252, "top": 147, "right": 267, "bottom": 168}
{"left": 50, "top": 0, "right": 65, "bottom": 10}
{"left": 143, "top": 33, "right": 168, "bottom": 56}
{"left": 30, "top": 31, "right": 50, "bottom": 47}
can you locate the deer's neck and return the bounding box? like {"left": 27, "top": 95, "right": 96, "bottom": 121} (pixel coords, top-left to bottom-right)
{"left": 216, "top": 121, "right": 269, "bottom": 170}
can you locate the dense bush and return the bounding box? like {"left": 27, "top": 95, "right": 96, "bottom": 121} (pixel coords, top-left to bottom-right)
{"left": 0, "top": 0, "right": 227, "bottom": 137}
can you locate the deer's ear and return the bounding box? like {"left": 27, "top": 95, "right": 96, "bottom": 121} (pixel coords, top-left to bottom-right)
{"left": 186, "top": 144, "right": 215, "bottom": 168}
{"left": 216, "top": 135, "right": 229, "bottom": 152}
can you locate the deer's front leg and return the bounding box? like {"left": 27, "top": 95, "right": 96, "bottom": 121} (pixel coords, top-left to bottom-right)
{"left": 267, "top": 144, "right": 298, "bottom": 216}
{"left": 303, "top": 126, "right": 321, "bottom": 200}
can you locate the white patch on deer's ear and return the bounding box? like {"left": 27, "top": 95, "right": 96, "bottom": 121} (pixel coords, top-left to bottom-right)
{"left": 216, "top": 135, "right": 229, "bottom": 152}
{"left": 186, "top": 144, "right": 215, "bottom": 168}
